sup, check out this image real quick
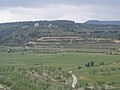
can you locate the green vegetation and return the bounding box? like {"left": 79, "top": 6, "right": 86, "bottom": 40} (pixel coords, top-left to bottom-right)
{"left": 0, "top": 65, "right": 71, "bottom": 90}
{"left": 0, "top": 20, "right": 120, "bottom": 45}
{"left": 0, "top": 49, "right": 120, "bottom": 89}
{"left": 0, "top": 51, "right": 120, "bottom": 69}
{"left": 0, "top": 20, "right": 120, "bottom": 89}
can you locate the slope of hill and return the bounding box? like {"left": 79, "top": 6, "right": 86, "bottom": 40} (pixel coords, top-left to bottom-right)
{"left": 0, "top": 20, "right": 120, "bottom": 46}
{"left": 84, "top": 20, "right": 120, "bottom": 25}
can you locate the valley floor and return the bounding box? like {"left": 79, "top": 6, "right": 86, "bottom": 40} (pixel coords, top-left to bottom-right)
{"left": 0, "top": 47, "right": 120, "bottom": 90}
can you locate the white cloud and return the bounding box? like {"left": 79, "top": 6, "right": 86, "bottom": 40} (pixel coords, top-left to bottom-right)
{"left": 0, "top": 4, "right": 120, "bottom": 23}
{"left": 0, "top": 5, "right": 91, "bottom": 23}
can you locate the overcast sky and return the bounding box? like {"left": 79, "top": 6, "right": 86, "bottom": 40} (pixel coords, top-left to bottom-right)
{"left": 0, "top": 0, "right": 120, "bottom": 23}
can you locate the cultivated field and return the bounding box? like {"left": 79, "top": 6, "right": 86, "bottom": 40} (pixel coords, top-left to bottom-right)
{"left": 0, "top": 49, "right": 120, "bottom": 90}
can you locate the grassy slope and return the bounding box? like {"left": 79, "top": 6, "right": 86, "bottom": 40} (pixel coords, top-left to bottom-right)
{"left": 0, "top": 52, "right": 120, "bottom": 67}
{"left": 0, "top": 52, "right": 120, "bottom": 88}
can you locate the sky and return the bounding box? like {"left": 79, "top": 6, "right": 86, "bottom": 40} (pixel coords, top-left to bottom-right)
{"left": 0, "top": 0, "right": 120, "bottom": 23}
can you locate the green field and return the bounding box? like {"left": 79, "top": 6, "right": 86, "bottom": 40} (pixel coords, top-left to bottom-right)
{"left": 0, "top": 52, "right": 120, "bottom": 68}
{"left": 0, "top": 51, "right": 120, "bottom": 89}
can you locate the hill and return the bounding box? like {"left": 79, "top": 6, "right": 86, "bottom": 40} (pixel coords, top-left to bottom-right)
{"left": 84, "top": 20, "right": 120, "bottom": 25}
{"left": 0, "top": 20, "right": 120, "bottom": 46}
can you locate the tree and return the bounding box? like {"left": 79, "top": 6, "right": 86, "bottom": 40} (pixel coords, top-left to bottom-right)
{"left": 91, "top": 61, "right": 94, "bottom": 67}
{"left": 77, "top": 66, "right": 82, "bottom": 69}
{"left": 85, "top": 63, "right": 90, "bottom": 67}
{"left": 100, "top": 61, "right": 104, "bottom": 65}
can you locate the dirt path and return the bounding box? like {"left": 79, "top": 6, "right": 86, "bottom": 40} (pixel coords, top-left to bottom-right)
{"left": 71, "top": 74, "right": 77, "bottom": 88}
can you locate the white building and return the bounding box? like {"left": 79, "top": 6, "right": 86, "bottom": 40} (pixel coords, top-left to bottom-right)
{"left": 34, "top": 23, "right": 39, "bottom": 27}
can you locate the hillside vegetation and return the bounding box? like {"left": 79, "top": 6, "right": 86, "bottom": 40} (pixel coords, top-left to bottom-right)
{"left": 0, "top": 20, "right": 120, "bottom": 90}
{"left": 0, "top": 20, "right": 120, "bottom": 45}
